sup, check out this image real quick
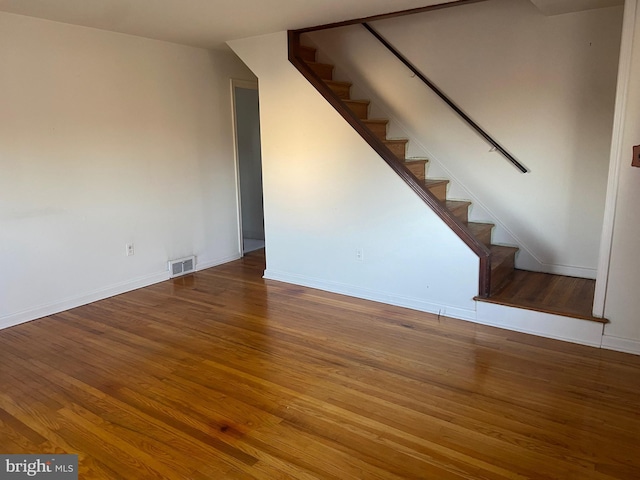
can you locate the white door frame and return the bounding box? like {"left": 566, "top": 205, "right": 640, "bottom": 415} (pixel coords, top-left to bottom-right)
{"left": 593, "top": 0, "right": 637, "bottom": 318}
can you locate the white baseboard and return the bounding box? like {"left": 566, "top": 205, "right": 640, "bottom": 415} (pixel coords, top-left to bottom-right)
{"left": 196, "top": 252, "right": 242, "bottom": 271}
{"left": 0, "top": 270, "right": 169, "bottom": 331}
{"left": 534, "top": 263, "right": 597, "bottom": 280}
{"left": 601, "top": 335, "right": 640, "bottom": 355}
{"left": 263, "top": 269, "right": 477, "bottom": 322}
{"left": 475, "top": 301, "right": 604, "bottom": 347}
{"left": 0, "top": 252, "right": 243, "bottom": 332}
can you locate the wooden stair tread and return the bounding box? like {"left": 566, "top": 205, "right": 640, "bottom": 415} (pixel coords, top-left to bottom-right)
{"left": 405, "top": 158, "right": 428, "bottom": 164}
{"left": 344, "top": 99, "right": 370, "bottom": 105}
{"left": 305, "top": 61, "right": 333, "bottom": 68}
{"left": 476, "top": 269, "right": 608, "bottom": 323}
{"left": 383, "top": 139, "right": 408, "bottom": 145}
{"left": 362, "top": 118, "right": 389, "bottom": 125}
{"left": 325, "top": 79, "right": 352, "bottom": 88}
{"left": 445, "top": 200, "right": 472, "bottom": 210}
{"left": 424, "top": 179, "right": 449, "bottom": 187}
{"left": 467, "top": 222, "right": 494, "bottom": 235}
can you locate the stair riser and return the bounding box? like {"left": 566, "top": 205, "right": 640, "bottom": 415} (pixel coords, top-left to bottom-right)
{"left": 385, "top": 142, "right": 407, "bottom": 160}
{"left": 345, "top": 102, "right": 368, "bottom": 119}
{"left": 298, "top": 47, "right": 316, "bottom": 63}
{"left": 451, "top": 206, "right": 469, "bottom": 223}
{"left": 490, "top": 254, "right": 516, "bottom": 295}
{"left": 328, "top": 83, "right": 350, "bottom": 99}
{"left": 307, "top": 63, "right": 333, "bottom": 80}
{"left": 476, "top": 230, "right": 492, "bottom": 247}
{"left": 428, "top": 183, "right": 447, "bottom": 202}
{"left": 365, "top": 123, "right": 387, "bottom": 140}
{"left": 405, "top": 161, "right": 426, "bottom": 181}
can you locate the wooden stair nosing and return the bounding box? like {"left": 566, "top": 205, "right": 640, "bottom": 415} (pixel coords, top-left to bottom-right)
{"left": 474, "top": 295, "right": 609, "bottom": 323}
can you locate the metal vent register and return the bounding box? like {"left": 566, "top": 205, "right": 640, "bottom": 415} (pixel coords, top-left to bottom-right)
{"left": 169, "top": 256, "right": 195, "bottom": 278}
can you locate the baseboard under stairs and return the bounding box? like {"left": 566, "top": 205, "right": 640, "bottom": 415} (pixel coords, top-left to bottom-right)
{"left": 292, "top": 43, "right": 607, "bottom": 343}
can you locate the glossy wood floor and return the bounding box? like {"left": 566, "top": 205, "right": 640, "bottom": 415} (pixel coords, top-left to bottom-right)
{"left": 1, "top": 251, "right": 639, "bottom": 479}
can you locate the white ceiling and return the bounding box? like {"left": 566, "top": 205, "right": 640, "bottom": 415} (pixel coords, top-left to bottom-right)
{"left": 0, "top": 0, "right": 460, "bottom": 49}
{"left": 0, "top": 0, "right": 625, "bottom": 49}
{"left": 529, "top": 0, "right": 624, "bottom": 15}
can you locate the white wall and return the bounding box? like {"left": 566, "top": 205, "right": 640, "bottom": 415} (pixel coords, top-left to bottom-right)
{"left": 308, "top": 0, "right": 623, "bottom": 278}
{"left": 0, "top": 12, "right": 256, "bottom": 328}
{"left": 602, "top": 0, "right": 640, "bottom": 354}
{"left": 228, "top": 32, "right": 480, "bottom": 320}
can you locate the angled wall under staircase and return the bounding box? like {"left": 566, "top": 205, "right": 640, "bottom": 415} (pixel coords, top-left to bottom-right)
{"left": 296, "top": 44, "right": 519, "bottom": 297}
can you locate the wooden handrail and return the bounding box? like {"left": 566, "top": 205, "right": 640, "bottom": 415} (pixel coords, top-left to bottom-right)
{"left": 288, "top": 30, "right": 492, "bottom": 296}
{"left": 362, "top": 23, "right": 527, "bottom": 173}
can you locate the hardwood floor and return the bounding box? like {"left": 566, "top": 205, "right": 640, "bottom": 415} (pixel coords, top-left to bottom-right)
{"left": 1, "top": 250, "right": 639, "bottom": 479}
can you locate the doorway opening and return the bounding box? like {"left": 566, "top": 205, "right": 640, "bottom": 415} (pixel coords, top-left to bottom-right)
{"left": 232, "top": 79, "right": 264, "bottom": 255}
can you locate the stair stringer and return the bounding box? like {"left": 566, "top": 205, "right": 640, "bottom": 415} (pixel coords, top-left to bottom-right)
{"left": 306, "top": 27, "right": 598, "bottom": 280}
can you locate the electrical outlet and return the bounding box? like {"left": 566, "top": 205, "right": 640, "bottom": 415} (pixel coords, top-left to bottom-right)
{"left": 126, "top": 243, "right": 134, "bottom": 256}
{"left": 633, "top": 145, "right": 640, "bottom": 168}
{"left": 356, "top": 248, "right": 364, "bottom": 261}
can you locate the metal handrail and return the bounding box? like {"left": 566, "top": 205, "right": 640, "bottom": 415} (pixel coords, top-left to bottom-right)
{"left": 363, "top": 23, "right": 528, "bottom": 174}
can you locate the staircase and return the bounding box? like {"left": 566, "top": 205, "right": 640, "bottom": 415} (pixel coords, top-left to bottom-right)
{"left": 297, "top": 44, "right": 519, "bottom": 296}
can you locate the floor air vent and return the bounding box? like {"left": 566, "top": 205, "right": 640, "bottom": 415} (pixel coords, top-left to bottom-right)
{"left": 169, "top": 256, "right": 196, "bottom": 278}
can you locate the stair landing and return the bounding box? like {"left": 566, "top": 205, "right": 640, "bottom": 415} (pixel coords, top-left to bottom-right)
{"left": 476, "top": 270, "right": 607, "bottom": 323}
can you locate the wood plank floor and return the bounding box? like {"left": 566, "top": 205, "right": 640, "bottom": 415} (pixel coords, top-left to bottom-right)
{"left": 478, "top": 269, "right": 604, "bottom": 322}
{"left": 1, "top": 250, "right": 639, "bottom": 479}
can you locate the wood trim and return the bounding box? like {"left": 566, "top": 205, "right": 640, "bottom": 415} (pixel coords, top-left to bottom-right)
{"left": 294, "top": 0, "right": 488, "bottom": 34}
{"left": 288, "top": 33, "right": 492, "bottom": 297}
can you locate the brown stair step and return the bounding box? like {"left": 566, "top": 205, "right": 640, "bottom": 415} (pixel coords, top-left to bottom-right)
{"left": 325, "top": 80, "right": 351, "bottom": 99}
{"left": 298, "top": 45, "right": 317, "bottom": 63}
{"left": 445, "top": 200, "right": 471, "bottom": 223}
{"left": 383, "top": 139, "right": 408, "bottom": 160}
{"left": 490, "top": 245, "right": 519, "bottom": 295}
{"left": 476, "top": 269, "right": 608, "bottom": 323}
{"left": 305, "top": 61, "right": 334, "bottom": 80}
{"left": 343, "top": 99, "right": 370, "bottom": 119}
{"left": 466, "top": 222, "right": 494, "bottom": 247}
{"left": 423, "top": 179, "right": 449, "bottom": 202}
{"left": 404, "top": 158, "right": 428, "bottom": 181}
{"left": 362, "top": 118, "right": 388, "bottom": 140}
